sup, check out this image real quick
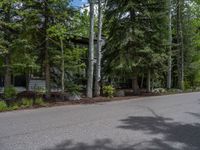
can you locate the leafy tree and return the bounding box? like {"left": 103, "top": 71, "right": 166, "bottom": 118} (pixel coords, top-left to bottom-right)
{"left": 0, "top": 0, "right": 23, "bottom": 87}
{"left": 103, "top": 0, "right": 168, "bottom": 94}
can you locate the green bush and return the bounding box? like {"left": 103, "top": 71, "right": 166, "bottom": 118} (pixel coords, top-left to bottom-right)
{"left": 11, "top": 105, "right": 19, "bottom": 110}
{"left": 4, "top": 86, "right": 17, "bottom": 99}
{"left": 34, "top": 87, "right": 46, "bottom": 93}
{"left": 167, "top": 88, "right": 183, "bottom": 93}
{"left": 66, "top": 83, "right": 82, "bottom": 95}
{"left": 7, "top": 101, "right": 20, "bottom": 110}
{"left": 168, "top": 88, "right": 178, "bottom": 93}
{"left": 0, "top": 101, "right": 7, "bottom": 111}
{"left": 21, "top": 98, "right": 33, "bottom": 108}
{"left": 103, "top": 85, "right": 115, "bottom": 98}
{"left": 35, "top": 98, "right": 45, "bottom": 106}
{"left": 184, "top": 80, "right": 192, "bottom": 90}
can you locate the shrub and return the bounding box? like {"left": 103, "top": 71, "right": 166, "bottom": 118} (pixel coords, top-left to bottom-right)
{"left": 184, "top": 80, "right": 191, "bottom": 90}
{"left": 66, "top": 83, "right": 82, "bottom": 95}
{"left": 167, "top": 88, "right": 183, "bottom": 93}
{"left": 194, "top": 87, "right": 200, "bottom": 91}
{"left": 21, "top": 98, "right": 33, "bottom": 108}
{"left": 34, "top": 87, "right": 46, "bottom": 93}
{"left": 35, "top": 98, "right": 45, "bottom": 106}
{"left": 103, "top": 85, "right": 115, "bottom": 98}
{"left": 17, "top": 91, "right": 37, "bottom": 99}
{"left": 4, "top": 86, "right": 17, "bottom": 99}
{"left": 0, "top": 101, "right": 7, "bottom": 111}
{"left": 10, "top": 105, "right": 19, "bottom": 110}
{"left": 6, "top": 102, "right": 20, "bottom": 111}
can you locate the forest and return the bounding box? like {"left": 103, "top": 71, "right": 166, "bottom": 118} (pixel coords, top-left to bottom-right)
{"left": 0, "top": 0, "right": 200, "bottom": 107}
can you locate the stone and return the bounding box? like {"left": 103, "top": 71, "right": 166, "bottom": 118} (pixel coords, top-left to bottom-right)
{"left": 115, "top": 90, "right": 125, "bottom": 97}
{"left": 177, "top": 89, "right": 183, "bottom": 93}
{"left": 186, "top": 89, "right": 193, "bottom": 92}
{"left": 68, "top": 94, "right": 81, "bottom": 101}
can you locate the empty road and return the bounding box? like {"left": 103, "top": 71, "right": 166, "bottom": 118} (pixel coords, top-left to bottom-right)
{"left": 0, "top": 92, "right": 200, "bottom": 150}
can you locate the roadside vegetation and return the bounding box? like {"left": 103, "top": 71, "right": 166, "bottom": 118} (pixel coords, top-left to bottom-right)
{"left": 0, "top": 0, "right": 200, "bottom": 112}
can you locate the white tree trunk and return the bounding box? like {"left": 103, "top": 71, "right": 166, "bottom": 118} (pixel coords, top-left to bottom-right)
{"left": 94, "top": 0, "right": 102, "bottom": 97}
{"left": 87, "top": 0, "right": 95, "bottom": 98}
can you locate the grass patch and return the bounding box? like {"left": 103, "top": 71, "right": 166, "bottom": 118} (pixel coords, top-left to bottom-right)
{"left": 35, "top": 98, "right": 45, "bottom": 106}
{"left": 0, "top": 101, "right": 7, "bottom": 111}
{"left": 21, "top": 98, "right": 33, "bottom": 108}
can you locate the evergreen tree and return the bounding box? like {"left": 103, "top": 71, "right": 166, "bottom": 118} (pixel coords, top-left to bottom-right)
{"left": 104, "top": 0, "right": 168, "bottom": 94}
{"left": 0, "top": 0, "right": 24, "bottom": 88}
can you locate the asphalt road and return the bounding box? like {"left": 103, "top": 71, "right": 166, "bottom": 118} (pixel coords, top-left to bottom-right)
{"left": 0, "top": 92, "right": 200, "bottom": 150}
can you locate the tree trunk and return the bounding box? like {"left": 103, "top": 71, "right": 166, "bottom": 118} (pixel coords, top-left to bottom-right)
{"left": 45, "top": 39, "right": 50, "bottom": 95}
{"left": 25, "top": 70, "right": 30, "bottom": 91}
{"left": 177, "top": 0, "right": 184, "bottom": 90}
{"left": 140, "top": 73, "right": 144, "bottom": 88}
{"left": 4, "top": 54, "right": 11, "bottom": 88}
{"left": 60, "top": 39, "right": 65, "bottom": 94}
{"left": 44, "top": 0, "right": 50, "bottom": 95}
{"left": 94, "top": 0, "right": 102, "bottom": 97}
{"left": 4, "top": 2, "right": 12, "bottom": 88}
{"left": 147, "top": 69, "right": 151, "bottom": 92}
{"left": 87, "top": 0, "right": 95, "bottom": 98}
{"left": 132, "top": 74, "right": 139, "bottom": 95}
{"left": 167, "top": 0, "right": 172, "bottom": 89}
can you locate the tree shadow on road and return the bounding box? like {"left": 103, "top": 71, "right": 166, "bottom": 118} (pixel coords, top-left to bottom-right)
{"left": 42, "top": 116, "right": 200, "bottom": 150}
{"left": 118, "top": 115, "right": 200, "bottom": 150}
{"left": 43, "top": 139, "right": 134, "bottom": 150}
{"left": 42, "top": 138, "right": 178, "bottom": 150}
{"left": 42, "top": 112, "right": 200, "bottom": 150}
{"left": 187, "top": 112, "right": 200, "bottom": 120}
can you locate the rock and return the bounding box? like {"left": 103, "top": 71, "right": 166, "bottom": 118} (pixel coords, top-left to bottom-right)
{"left": 152, "top": 88, "right": 167, "bottom": 94}
{"left": 195, "top": 87, "right": 200, "bottom": 91}
{"left": 186, "top": 89, "right": 193, "bottom": 92}
{"left": 124, "top": 89, "right": 134, "bottom": 96}
{"left": 68, "top": 94, "right": 81, "bottom": 101}
{"left": 177, "top": 89, "right": 183, "bottom": 93}
{"left": 115, "top": 90, "right": 125, "bottom": 97}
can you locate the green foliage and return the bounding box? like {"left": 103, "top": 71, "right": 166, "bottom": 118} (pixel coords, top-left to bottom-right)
{"left": 10, "top": 105, "right": 19, "bottom": 111}
{"left": 0, "top": 97, "right": 46, "bottom": 112}
{"left": 35, "top": 98, "right": 45, "bottom": 106}
{"left": 4, "top": 86, "right": 17, "bottom": 99}
{"left": 103, "top": 0, "right": 168, "bottom": 80}
{"left": 34, "top": 87, "right": 46, "bottom": 94}
{"left": 66, "top": 83, "right": 82, "bottom": 95}
{"left": 21, "top": 98, "right": 33, "bottom": 108}
{"left": 184, "top": 80, "right": 191, "bottom": 90}
{"left": 167, "top": 88, "right": 182, "bottom": 93}
{"left": 0, "top": 0, "right": 200, "bottom": 97}
{"left": 103, "top": 85, "right": 115, "bottom": 98}
{"left": 0, "top": 101, "right": 7, "bottom": 111}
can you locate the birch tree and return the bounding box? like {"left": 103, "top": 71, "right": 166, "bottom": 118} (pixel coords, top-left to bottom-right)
{"left": 87, "top": 0, "right": 95, "bottom": 98}
{"left": 94, "top": 0, "right": 103, "bottom": 97}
